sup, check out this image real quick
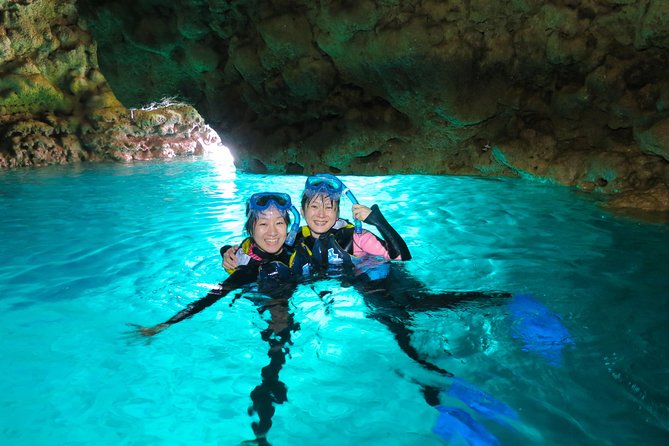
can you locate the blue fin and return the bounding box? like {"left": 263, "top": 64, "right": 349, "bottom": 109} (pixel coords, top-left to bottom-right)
{"left": 433, "top": 406, "right": 500, "bottom": 446}
{"left": 507, "top": 294, "right": 574, "bottom": 366}
{"left": 447, "top": 378, "right": 518, "bottom": 424}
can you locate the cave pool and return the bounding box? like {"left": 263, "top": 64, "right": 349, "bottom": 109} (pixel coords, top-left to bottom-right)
{"left": 1, "top": 157, "right": 668, "bottom": 446}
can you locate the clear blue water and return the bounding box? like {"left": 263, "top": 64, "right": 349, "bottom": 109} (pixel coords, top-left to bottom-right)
{"left": 1, "top": 157, "right": 668, "bottom": 445}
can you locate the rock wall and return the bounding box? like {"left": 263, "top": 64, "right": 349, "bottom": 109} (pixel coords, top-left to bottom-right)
{"left": 0, "top": 0, "right": 216, "bottom": 169}
{"left": 76, "top": 0, "right": 669, "bottom": 210}
{"left": 3, "top": 0, "right": 669, "bottom": 212}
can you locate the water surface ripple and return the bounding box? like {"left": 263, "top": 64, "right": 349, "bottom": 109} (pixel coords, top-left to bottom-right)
{"left": 1, "top": 159, "right": 668, "bottom": 445}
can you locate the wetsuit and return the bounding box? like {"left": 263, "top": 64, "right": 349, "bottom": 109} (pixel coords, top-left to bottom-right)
{"left": 294, "top": 205, "right": 510, "bottom": 381}
{"left": 209, "top": 238, "right": 305, "bottom": 444}
{"left": 247, "top": 294, "right": 299, "bottom": 444}
{"left": 294, "top": 204, "right": 412, "bottom": 269}
{"left": 154, "top": 238, "right": 308, "bottom": 444}
{"left": 161, "top": 238, "right": 299, "bottom": 326}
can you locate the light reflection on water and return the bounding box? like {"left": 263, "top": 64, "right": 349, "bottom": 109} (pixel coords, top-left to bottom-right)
{"left": 0, "top": 159, "right": 668, "bottom": 445}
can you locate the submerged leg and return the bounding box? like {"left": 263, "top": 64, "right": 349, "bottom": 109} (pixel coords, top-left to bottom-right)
{"left": 406, "top": 290, "right": 512, "bottom": 312}
{"left": 352, "top": 274, "right": 456, "bottom": 379}
{"left": 247, "top": 299, "right": 299, "bottom": 443}
{"left": 369, "top": 312, "right": 454, "bottom": 378}
{"left": 249, "top": 342, "right": 288, "bottom": 438}
{"left": 358, "top": 266, "right": 511, "bottom": 312}
{"left": 352, "top": 269, "right": 511, "bottom": 412}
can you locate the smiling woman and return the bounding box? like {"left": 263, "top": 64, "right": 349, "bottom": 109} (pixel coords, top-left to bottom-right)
{"left": 243, "top": 194, "right": 291, "bottom": 254}
{"left": 129, "top": 191, "right": 301, "bottom": 337}
{"left": 126, "top": 188, "right": 311, "bottom": 444}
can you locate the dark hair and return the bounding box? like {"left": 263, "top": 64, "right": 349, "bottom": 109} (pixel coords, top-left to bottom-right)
{"left": 244, "top": 207, "right": 291, "bottom": 237}
{"left": 300, "top": 192, "right": 341, "bottom": 217}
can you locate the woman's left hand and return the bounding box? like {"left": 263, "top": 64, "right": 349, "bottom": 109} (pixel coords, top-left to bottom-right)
{"left": 126, "top": 323, "right": 168, "bottom": 337}
{"left": 352, "top": 204, "right": 372, "bottom": 222}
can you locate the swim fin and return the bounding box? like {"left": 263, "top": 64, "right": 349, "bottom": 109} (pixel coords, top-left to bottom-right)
{"left": 433, "top": 405, "right": 500, "bottom": 446}
{"left": 507, "top": 294, "right": 574, "bottom": 366}
{"left": 446, "top": 378, "right": 518, "bottom": 426}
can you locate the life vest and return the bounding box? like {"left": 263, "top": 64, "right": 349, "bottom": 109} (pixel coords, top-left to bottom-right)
{"left": 232, "top": 237, "right": 311, "bottom": 281}
{"left": 295, "top": 220, "right": 356, "bottom": 269}
{"left": 295, "top": 221, "right": 396, "bottom": 280}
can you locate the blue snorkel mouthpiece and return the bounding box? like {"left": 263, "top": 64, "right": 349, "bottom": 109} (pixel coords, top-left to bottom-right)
{"left": 305, "top": 174, "right": 362, "bottom": 234}
{"left": 285, "top": 205, "right": 300, "bottom": 246}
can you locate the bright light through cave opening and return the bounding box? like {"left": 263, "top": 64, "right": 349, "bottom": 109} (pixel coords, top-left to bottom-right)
{"left": 201, "top": 124, "right": 236, "bottom": 174}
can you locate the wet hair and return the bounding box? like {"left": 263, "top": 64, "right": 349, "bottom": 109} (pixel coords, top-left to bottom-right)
{"left": 300, "top": 192, "right": 341, "bottom": 217}
{"left": 244, "top": 205, "right": 291, "bottom": 237}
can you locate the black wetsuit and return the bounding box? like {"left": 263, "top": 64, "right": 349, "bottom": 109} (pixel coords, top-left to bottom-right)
{"left": 160, "top": 238, "right": 304, "bottom": 445}
{"left": 247, "top": 294, "right": 299, "bottom": 444}
{"left": 294, "top": 205, "right": 510, "bottom": 400}
{"left": 294, "top": 204, "right": 412, "bottom": 267}
{"left": 161, "top": 239, "right": 295, "bottom": 326}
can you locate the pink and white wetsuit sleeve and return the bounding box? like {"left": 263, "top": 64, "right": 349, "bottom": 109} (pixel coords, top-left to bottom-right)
{"left": 352, "top": 230, "right": 401, "bottom": 260}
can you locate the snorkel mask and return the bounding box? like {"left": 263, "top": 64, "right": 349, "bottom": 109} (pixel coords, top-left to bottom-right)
{"left": 304, "top": 173, "right": 362, "bottom": 234}
{"left": 247, "top": 192, "right": 301, "bottom": 246}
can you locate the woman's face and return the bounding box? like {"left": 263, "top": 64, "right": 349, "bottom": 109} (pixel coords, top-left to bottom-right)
{"left": 252, "top": 207, "right": 287, "bottom": 254}
{"left": 303, "top": 195, "right": 339, "bottom": 237}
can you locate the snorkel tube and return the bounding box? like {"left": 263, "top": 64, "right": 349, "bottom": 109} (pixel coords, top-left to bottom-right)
{"left": 341, "top": 186, "right": 362, "bottom": 234}
{"left": 285, "top": 205, "right": 301, "bottom": 246}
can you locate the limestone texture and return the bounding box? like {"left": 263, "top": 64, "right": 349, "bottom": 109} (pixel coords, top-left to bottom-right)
{"left": 3, "top": 0, "right": 669, "bottom": 212}
{"left": 0, "top": 0, "right": 216, "bottom": 169}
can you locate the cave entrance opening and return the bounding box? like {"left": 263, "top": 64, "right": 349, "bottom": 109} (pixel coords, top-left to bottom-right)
{"left": 200, "top": 126, "right": 236, "bottom": 174}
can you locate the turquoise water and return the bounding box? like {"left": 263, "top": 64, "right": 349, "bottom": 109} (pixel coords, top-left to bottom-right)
{"left": 1, "top": 157, "right": 668, "bottom": 445}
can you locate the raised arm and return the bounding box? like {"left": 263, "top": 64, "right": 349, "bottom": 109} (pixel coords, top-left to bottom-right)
{"left": 353, "top": 204, "right": 412, "bottom": 260}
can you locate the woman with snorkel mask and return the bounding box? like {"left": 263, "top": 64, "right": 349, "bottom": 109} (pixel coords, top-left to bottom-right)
{"left": 215, "top": 179, "right": 512, "bottom": 439}
{"left": 295, "top": 173, "right": 412, "bottom": 268}
{"left": 292, "top": 175, "right": 513, "bottom": 429}
{"left": 223, "top": 173, "right": 411, "bottom": 271}
{"left": 129, "top": 192, "right": 305, "bottom": 444}
{"left": 130, "top": 192, "right": 305, "bottom": 337}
